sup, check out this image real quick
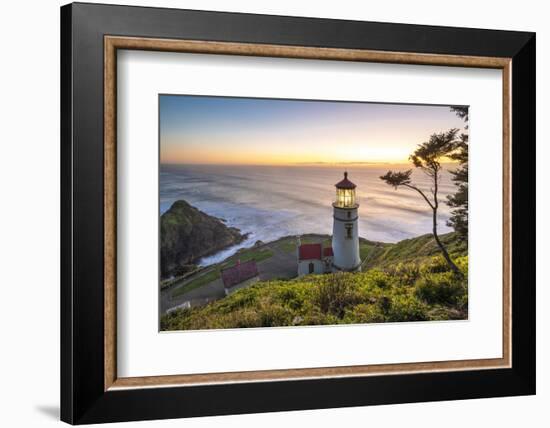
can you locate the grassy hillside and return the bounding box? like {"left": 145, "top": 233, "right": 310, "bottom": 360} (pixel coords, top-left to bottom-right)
{"left": 161, "top": 233, "right": 468, "bottom": 331}
{"left": 361, "top": 232, "right": 466, "bottom": 269}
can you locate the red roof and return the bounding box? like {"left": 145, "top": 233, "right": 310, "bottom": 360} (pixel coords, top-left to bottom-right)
{"left": 335, "top": 172, "right": 356, "bottom": 189}
{"left": 221, "top": 260, "right": 259, "bottom": 289}
{"left": 299, "top": 243, "right": 322, "bottom": 261}
{"left": 323, "top": 247, "right": 334, "bottom": 257}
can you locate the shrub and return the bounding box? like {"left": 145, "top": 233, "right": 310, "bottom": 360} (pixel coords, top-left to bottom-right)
{"left": 378, "top": 296, "right": 392, "bottom": 314}
{"left": 414, "top": 273, "right": 466, "bottom": 306}
{"left": 387, "top": 262, "right": 420, "bottom": 287}
{"left": 314, "top": 273, "right": 361, "bottom": 318}
{"left": 344, "top": 303, "right": 385, "bottom": 324}
{"left": 454, "top": 256, "right": 469, "bottom": 276}
{"left": 216, "top": 288, "right": 257, "bottom": 313}
{"left": 258, "top": 304, "right": 293, "bottom": 327}
{"left": 363, "top": 269, "right": 392, "bottom": 289}
{"left": 277, "top": 286, "right": 307, "bottom": 311}
{"left": 386, "top": 294, "right": 429, "bottom": 322}
{"left": 419, "top": 256, "right": 452, "bottom": 274}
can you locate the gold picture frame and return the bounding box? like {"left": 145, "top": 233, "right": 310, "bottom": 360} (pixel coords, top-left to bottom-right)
{"left": 103, "top": 36, "right": 512, "bottom": 391}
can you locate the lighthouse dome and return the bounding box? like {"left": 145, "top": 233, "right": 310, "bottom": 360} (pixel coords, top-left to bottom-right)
{"left": 335, "top": 171, "right": 356, "bottom": 189}
{"left": 333, "top": 172, "right": 358, "bottom": 209}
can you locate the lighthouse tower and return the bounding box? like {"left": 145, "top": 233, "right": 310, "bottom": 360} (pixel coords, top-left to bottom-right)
{"left": 332, "top": 172, "right": 361, "bottom": 272}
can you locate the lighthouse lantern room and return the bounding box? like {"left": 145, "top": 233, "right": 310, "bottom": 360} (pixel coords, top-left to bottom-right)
{"left": 331, "top": 172, "right": 361, "bottom": 272}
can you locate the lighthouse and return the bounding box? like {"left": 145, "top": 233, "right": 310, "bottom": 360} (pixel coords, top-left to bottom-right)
{"left": 332, "top": 172, "right": 361, "bottom": 272}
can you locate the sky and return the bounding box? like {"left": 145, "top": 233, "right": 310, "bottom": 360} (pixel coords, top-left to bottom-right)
{"left": 159, "top": 95, "right": 467, "bottom": 165}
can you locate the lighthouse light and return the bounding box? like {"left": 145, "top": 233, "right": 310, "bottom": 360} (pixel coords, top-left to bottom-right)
{"left": 336, "top": 188, "right": 355, "bottom": 208}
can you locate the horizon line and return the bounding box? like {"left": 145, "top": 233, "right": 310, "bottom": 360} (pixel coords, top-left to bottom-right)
{"left": 159, "top": 160, "right": 460, "bottom": 167}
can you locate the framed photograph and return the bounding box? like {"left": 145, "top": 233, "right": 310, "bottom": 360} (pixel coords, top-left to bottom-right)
{"left": 61, "top": 2, "right": 535, "bottom": 424}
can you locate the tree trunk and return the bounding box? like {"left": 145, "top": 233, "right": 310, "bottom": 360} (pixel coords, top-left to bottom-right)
{"left": 432, "top": 208, "right": 462, "bottom": 276}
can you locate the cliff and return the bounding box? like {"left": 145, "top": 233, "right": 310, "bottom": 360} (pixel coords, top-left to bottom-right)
{"left": 161, "top": 200, "right": 246, "bottom": 278}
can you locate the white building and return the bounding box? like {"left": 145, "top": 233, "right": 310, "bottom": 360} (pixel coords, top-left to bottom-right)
{"left": 332, "top": 172, "right": 361, "bottom": 272}
{"left": 297, "top": 241, "right": 334, "bottom": 276}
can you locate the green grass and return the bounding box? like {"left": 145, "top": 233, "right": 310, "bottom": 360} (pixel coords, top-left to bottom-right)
{"left": 161, "top": 253, "right": 468, "bottom": 331}
{"left": 300, "top": 235, "right": 331, "bottom": 245}
{"left": 362, "top": 232, "right": 467, "bottom": 269}
{"left": 172, "top": 269, "right": 221, "bottom": 297}
{"left": 282, "top": 233, "right": 465, "bottom": 268}
{"left": 221, "top": 249, "right": 274, "bottom": 268}
{"left": 359, "top": 241, "right": 386, "bottom": 263}
{"left": 171, "top": 248, "right": 274, "bottom": 298}
{"left": 278, "top": 239, "right": 298, "bottom": 253}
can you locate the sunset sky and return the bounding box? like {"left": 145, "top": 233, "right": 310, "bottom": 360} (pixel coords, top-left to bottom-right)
{"left": 159, "top": 95, "right": 467, "bottom": 165}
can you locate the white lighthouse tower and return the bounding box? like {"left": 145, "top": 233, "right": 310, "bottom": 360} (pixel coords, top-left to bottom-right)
{"left": 332, "top": 172, "right": 361, "bottom": 272}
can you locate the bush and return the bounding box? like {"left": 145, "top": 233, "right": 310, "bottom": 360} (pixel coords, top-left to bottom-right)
{"left": 258, "top": 304, "right": 294, "bottom": 327}
{"left": 363, "top": 269, "right": 392, "bottom": 289}
{"left": 314, "top": 273, "right": 361, "bottom": 318}
{"left": 216, "top": 288, "right": 257, "bottom": 313}
{"left": 386, "top": 262, "right": 420, "bottom": 287}
{"left": 414, "top": 273, "right": 466, "bottom": 306}
{"left": 277, "top": 286, "right": 307, "bottom": 311}
{"left": 386, "top": 294, "right": 429, "bottom": 322}
{"left": 344, "top": 303, "right": 385, "bottom": 324}
{"left": 419, "top": 256, "right": 452, "bottom": 274}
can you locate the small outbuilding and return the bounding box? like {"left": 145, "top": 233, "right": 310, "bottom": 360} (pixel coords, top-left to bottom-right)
{"left": 221, "top": 260, "right": 260, "bottom": 295}
{"left": 297, "top": 242, "right": 334, "bottom": 276}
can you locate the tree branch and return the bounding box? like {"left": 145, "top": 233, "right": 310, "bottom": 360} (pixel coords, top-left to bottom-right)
{"left": 403, "top": 184, "right": 435, "bottom": 210}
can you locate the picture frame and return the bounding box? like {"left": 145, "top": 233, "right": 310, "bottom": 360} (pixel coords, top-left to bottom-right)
{"left": 61, "top": 2, "right": 535, "bottom": 424}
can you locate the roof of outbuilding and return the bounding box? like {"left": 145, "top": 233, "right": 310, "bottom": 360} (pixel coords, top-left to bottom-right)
{"left": 335, "top": 171, "right": 356, "bottom": 189}
{"left": 221, "top": 260, "right": 259, "bottom": 289}
{"left": 299, "top": 243, "right": 322, "bottom": 261}
{"left": 323, "top": 247, "right": 334, "bottom": 257}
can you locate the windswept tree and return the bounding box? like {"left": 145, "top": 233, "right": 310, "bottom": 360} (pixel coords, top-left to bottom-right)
{"left": 446, "top": 106, "right": 469, "bottom": 241}
{"left": 450, "top": 106, "right": 469, "bottom": 125}
{"left": 380, "top": 129, "right": 462, "bottom": 275}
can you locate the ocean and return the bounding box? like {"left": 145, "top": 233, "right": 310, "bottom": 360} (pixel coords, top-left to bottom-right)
{"left": 160, "top": 164, "right": 457, "bottom": 266}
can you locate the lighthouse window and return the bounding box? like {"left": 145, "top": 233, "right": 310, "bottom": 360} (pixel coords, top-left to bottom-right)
{"left": 345, "top": 223, "right": 353, "bottom": 239}
{"left": 336, "top": 188, "right": 356, "bottom": 208}
{"left": 347, "top": 211, "right": 351, "bottom": 219}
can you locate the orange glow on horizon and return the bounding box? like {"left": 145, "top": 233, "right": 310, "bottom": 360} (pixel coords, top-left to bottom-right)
{"left": 160, "top": 141, "right": 460, "bottom": 166}
{"left": 159, "top": 136, "right": 438, "bottom": 165}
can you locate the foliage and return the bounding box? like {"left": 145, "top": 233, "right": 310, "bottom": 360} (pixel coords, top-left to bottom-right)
{"left": 415, "top": 272, "right": 465, "bottom": 306}
{"left": 450, "top": 106, "right": 469, "bottom": 126}
{"left": 161, "top": 253, "right": 469, "bottom": 331}
{"left": 380, "top": 127, "right": 463, "bottom": 275}
{"left": 446, "top": 107, "right": 469, "bottom": 241}
{"left": 379, "top": 170, "right": 413, "bottom": 188}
